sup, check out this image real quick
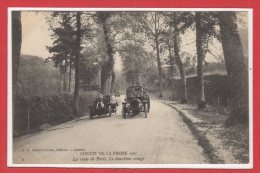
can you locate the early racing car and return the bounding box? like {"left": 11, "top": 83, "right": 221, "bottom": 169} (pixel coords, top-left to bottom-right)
{"left": 122, "top": 86, "right": 150, "bottom": 119}
{"left": 89, "top": 95, "right": 118, "bottom": 119}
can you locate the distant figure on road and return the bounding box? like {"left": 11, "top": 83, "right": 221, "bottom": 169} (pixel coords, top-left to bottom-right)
{"left": 96, "top": 91, "right": 103, "bottom": 99}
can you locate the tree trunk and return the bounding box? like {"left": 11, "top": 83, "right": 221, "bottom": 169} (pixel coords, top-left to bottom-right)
{"left": 109, "top": 70, "right": 115, "bottom": 94}
{"left": 168, "top": 44, "right": 175, "bottom": 101}
{"left": 73, "top": 12, "right": 81, "bottom": 116}
{"left": 12, "top": 11, "right": 22, "bottom": 136}
{"left": 63, "top": 58, "right": 68, "bottom": 91}
{"left": 100, "top": 14, "right": 114, "bottom": 95}
{"left": 68, "top": 58, "right": 72, "bottom": 93}
{"left": 173, "top": 12, "right": 187, "bottom": 104}
{"left": 155, "top": 35, "right": 163, "bottom": 97}
{"left": 218, "top": 12, "right": 248, "bottom": 125}
{"left": 59, "top": 66, "right": 62, "bottom": 93}
{"left": 12, "top": 11, "right": 22, "bottom": 92}
{"left": 195, "top": 12, "right": 206, "bottom": 109}
{"left": 175, "top": 55, "right": 187, "bottom": 104}
{"left": 107, "top": 74, "right": 111, "bottom": 95}
{"left": 100, "top": 67, "right": 108, "bottom": 94}
{"left": 154, "top": 13, "right": 163, "bottom": 98}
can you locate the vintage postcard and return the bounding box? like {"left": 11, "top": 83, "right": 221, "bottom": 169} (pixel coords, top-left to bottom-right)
{"left": 7, "top": 8, "right": 253, "bottom": 169}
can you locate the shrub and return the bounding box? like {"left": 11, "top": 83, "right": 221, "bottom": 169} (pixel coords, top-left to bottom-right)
{"left": 14, "top": 93, "right": 95, "bottom": 137}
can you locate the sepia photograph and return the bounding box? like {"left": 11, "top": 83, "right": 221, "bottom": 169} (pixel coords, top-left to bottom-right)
{"left": 8, "top": 8, "right": 252, "bottom": 168}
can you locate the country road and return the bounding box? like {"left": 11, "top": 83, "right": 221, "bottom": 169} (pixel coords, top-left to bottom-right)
{"left": 13, "top": 96, "right": 207, "bottom": 164}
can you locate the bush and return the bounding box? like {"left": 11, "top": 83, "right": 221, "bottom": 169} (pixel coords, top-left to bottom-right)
{"left": 14, "top": 93, "right": 95, "bottom": 137}
{"left": 17, "top": 55, "right": 60, "bottom": 97}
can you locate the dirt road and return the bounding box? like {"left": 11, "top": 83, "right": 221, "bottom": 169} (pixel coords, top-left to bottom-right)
{"left": 13, "top": 96, "right": 207, "bottom": 164}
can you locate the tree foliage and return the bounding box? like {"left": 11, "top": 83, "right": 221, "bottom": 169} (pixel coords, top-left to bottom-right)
{"left": 133, "top": 12, "right": 168, "bottom": 97}
{"left": 17, "top": 11, "right": 249, "bottom": 126}
{"left": 47, "top": 12, "right": 76, "bottom": 66}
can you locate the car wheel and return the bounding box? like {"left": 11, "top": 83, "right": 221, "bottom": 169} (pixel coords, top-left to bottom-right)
{"left": 89, "top": 109, "right": 93, "bottom": 120}
{"left": 108, "top": 105, "right": 112, "bottom": 117}
{"left": 144, "top": 103, "right": 148, "bottom": 118}
{"left": 122, "top": 106, "right": 126, "bottom": 119}
{"left": 148, "top": 100, "right": 150, "bottom": 113}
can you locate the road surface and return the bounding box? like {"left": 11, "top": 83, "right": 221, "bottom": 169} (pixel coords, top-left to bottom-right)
{"left": 13, "top": 96, "right": 207, "bottom": 164}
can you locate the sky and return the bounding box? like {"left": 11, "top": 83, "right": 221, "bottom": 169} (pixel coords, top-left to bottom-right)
{"left": 21, "top": 12, "right": 52, "bottom": 59}
{"left": 20, "top": 11, "right": 248, "bottom": 71}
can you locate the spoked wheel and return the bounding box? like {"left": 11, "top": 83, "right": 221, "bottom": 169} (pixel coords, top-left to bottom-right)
{"left": 144, "top": 103, "right": 148, "bottom": 118}
{"left": 148, "top": 101, "right": 150, "bottom": 113}
{"left": 108, "top": 105, "right": 112, "bottom": 117}
{"left": 122, "top": 105, "right": 126, "bottom": 119}
{"left": 89, "top": 109, "right": 93, "bottom": 120}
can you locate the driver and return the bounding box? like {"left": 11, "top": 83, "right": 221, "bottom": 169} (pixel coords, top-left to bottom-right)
{"left": 95, "top": 91, "right": 104, "bottom": 109}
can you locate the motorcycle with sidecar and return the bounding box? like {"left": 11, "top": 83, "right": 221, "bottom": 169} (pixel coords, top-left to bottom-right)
{"left": 89, "top": 95, "right": 118, "bottom": 119}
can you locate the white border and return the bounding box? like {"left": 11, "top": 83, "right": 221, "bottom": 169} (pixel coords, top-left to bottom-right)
{"left": 248, "top": 7, "right": 254, "bottom": 171}
{"left": 7, "top": 7, "right": 253, "bottom": 169}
